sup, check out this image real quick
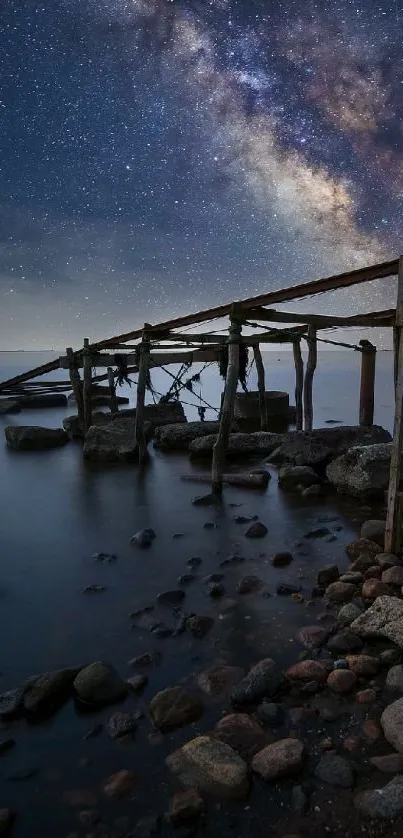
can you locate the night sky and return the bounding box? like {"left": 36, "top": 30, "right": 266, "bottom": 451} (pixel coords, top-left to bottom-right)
{"left": 1, "top": 0, "right": 402, "bottom": 349}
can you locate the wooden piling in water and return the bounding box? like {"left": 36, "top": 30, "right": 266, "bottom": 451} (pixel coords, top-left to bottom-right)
{"left": 292, "top": 338, "right": 304, "bottom": 431}
{"left": 359, "top": 340, "right": 376, "bottom": 427}
{"left": 82, "top": 338, "right": 93, "bottom": 432}
{"left": 211, "top": 314, "right": 241, "bottom": 495}
{"left": 253, "top": 344, "right": 268, "bottom": 430}
{"left": 66, "top": 347, "right": 84, "bottom": 428}
{"left": 303, "top": 326, "right": 317, "bottom": 431}
{"left": 385, "top": 256, "right": 403, "bottom": 553}
{"left": 134, "top": 326, "right": 151, "bottom": 464}
{"left": 107, "top": 367, "right": 119, "bottom": 416}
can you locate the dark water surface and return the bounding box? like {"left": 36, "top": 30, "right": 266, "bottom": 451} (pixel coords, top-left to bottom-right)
{"left": 0, "top": 350, "right": 395, "bottom": 836}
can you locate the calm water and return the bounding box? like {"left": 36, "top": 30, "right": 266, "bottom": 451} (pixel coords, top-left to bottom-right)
{"left": 0, "top": 350, "right": 395, "bottom": 836}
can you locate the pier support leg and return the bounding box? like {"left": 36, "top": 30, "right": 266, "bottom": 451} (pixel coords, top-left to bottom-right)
{"left": 212, "top": 315, "right": 241, "bottom": 495}
{"left": 83, "top": 338, "right": 93, "bottom": 433}
{"left": 134, "top": 328, "right": 151, "bottom": 465}
{"left": 253, "top": 344, "right": 268, "bottom": 430}
{"left": 66, "top": 347, "right": 84, "bottom": 430}
{"left": 359, "top": 341, "right": 376, "bottom": 427}
{"left": 107, "top": 367, "right": 119, "bottom": 416}
{"left": 385, "top": 255, "right": 403, "bottom": 554}
{"left": 293, "top": 338, "right": 304, "bottom": 431}
{"left": 303, "top": 326, "right": 317, "bottom": 431}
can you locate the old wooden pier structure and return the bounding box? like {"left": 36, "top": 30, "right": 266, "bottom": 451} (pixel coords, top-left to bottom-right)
{"left": 1, "top": 256, "right": 403, "bottom": 552}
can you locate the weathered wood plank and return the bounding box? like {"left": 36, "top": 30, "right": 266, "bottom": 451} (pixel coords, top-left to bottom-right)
{"left": 303, "top": 326, "right": 317, "bottom": 431}
{"left": 293, "top": 338, "right": 304, "bottom": 431}
{"left": 134, "top": 329, "right": 151, "bottom": 464}
{"left": 211, "top": 315, "right": 241, "bottom": 495}
{"left": 253, "top": 345, "right": 268, "bottom": 430}
{"left": 385, "top": 256, "right": 403, "bottom": 553}
{"left": 66, "top": 347, "right": 84, "bottom": 427}
{"left": 246, "top": 307, "right": 395, "bottom": 329}
{"left": 359, "top": 341, "right": 376, "bottom": 427}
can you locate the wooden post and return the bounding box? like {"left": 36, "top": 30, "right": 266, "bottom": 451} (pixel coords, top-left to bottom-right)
{"left": 359, "top": 340, "right": 376, "bottom": 427}
{"left": 385, "top": 255, "right": 403, "bottom": 553}
{"left": 212, "top": 314, "right": 241, "bottom": 495}
{"left": 292, "top": 338, "right": 304, "bottom": 431}
{"left": 303, "top": 326, "right": 317, "bottom": 431}
{"left": 134, "top": 326, "right": 151, "bottom": 464}
{"left": 253, "top": 344, "right": 268, "bottom": 430}
{"left": 394, "top": 326, "right": 399, "bottom": 392}
{"left": 66, "top": 347, "right": 84, "bottom": 429}
{"left": 83, "top": 338, "right": 93, "bottom": 432}
{"left": 107, "top": 367, "right": 119, "bottom": 416}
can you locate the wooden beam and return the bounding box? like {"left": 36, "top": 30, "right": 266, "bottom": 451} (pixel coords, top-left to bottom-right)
{"left": 303, "top": 326, "right": 317, "bottom": 431}
{"left": 385, "top": 255, "right": 403, "bottom": 553}
{"left": 293, "top": 338, "right": 304, "bottom": 431}
{"left": 211, "top": 315, "right": 241, "bottom": 495}
{"left": 246, "top": 307, "right": 395, "bottom": 329}
{"left": 253, "top": 345, "right": 268, "bottom": 430}
{"left": 82, "top": 338, "right": 93, "bottom": 432}
{"left": 359, "top": 341, "right": 376, "bottom": 427}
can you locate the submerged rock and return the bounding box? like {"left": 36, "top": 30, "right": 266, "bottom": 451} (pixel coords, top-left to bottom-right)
{"left": 107, "top": 712, "right": 137, "bottom": 740}
{"left": 327, "top": 442, "right": 394, "bottom": 498}
{"left": 131, "top": 529, "right": 156, "bottom": 548}
{"left": 83, "top": 420, "right": 150, "bottom": 463}
{"left": 317, "top": 564, "right": 339, "bottom": 587}
{"left": 237, "top": 575, "right": 263, "bottom": 594}
{"left": 252, "top": 738, "right": 305, "bottom": 781}
{"left": 154, "top": 421, "right": 220, "bottom": 451}
{"left": 23, "top": 667, "right": 81, "bottom": 717}
{"left": 244, "top": 521, "right": 268, "bottom": 539}
{"left": 103, "top": 770, "right": 137, "bottom": 798}
{"left": 268, "top": 425, "right": 390, "bottom": 468}
{"left": 278, "top": 465, "right": 319, "bottom": 491}
{"left": 0, "top": 689, "right": 25, "bottom": 720}
{"left": 196, "top": 665, "right": 244, "bottom": 698}
{"left": 156, "top": 589, "right": 185, "bottom": 606}
{"left": 5, "top": 425, "right": 68, "bottom": 451}
{"left": 166, "top": 736, "right": 249, "bottom": 800}
{"left": 286, "top": 660, "right": 327, "bottom": 684}
{"left": 186, "top": 615, "right": 214, "bottom": 638}
{"left": 214, "top": 713, "right": 269, "bottom": 760}
{"left": 73, "top": 662, "right": 128, "bottom": 706}
{"left": 231, "top": 658, "right": 284, "bottom": 705}
{"left": 315, "top": 753, "right": 354, "bottom": 788}
{"left": 149, "top": 687, "right": 203, "bottom": 732}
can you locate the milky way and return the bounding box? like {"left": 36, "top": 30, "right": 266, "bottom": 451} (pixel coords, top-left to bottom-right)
{"left": 0, "top": 0, "right": 402, "bottom": 347}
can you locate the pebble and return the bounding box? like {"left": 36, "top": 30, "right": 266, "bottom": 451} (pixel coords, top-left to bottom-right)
{"left": 103, "top": 770, "right": 137, "bottom": 798}
{"left": 362, "top": 719, "right": 381, "bottom": 740}
{"left": 327, "top": 670, "right": 357, "bottom": 694}
{"left": 169, "top": 789, "right": 205, "bottom": 826}
{"left": 131, "top": 529, "right": 156, "bottom": 548}
{"left": 208, "top": 582, "right": 225, "bottom": 598}
{"left": 156, "top": 589, "right": 185, "bottom": 606}
{"left": 93, "top": 552, "right": 117, "bottom": 563}
{"left": 244, "top": 521, "right": 268, "bottom": 538}
{"left": 272, "top": 551, "right": 293, "bottom": 567}
{"left": 356, "top": 688, "right": 376, "bottom": 704}
{"left": 106, "top": 712, "right": 137, "bottom": 740}
{"left": 237, "top": 576, "right": 263, "bottom": 595}
{"left": 362, "top": 579, "right": 390, "bottom": 598}
{"left": 315, "top": 753, "right": 354, "bottom": 788}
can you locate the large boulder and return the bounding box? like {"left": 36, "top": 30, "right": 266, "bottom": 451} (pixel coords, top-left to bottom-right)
{"left": 82, "top": 419, "right": 152, "bottom": 462}
{"left": 5, "top": 425, "right": 68, "bottom": 451}
{"left": 189, "top": 432, "right": 284, "bottom": 459}
{"left": 350, "top": 596, "right": 403, "bottom": 648}
{"left": 166, "top": 736, "right": 250, "bottom": 800}
{"left": 381, "top": 698, "right": 403, "bottom": 752}
{"left": 326, "top": 443, "right": 394, "bottom": 498}
{"left": 73, "top": 661, "right": 128, "bottom": 706}
{"left": 268, "top": 425, "right": 391, "bottom": 468}
{"left": 154, "top": 422, "right": 221, "bottom": 452}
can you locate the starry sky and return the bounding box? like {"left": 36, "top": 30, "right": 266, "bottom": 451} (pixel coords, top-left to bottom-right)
{"left": 1, "top": 0, "right": 402, "bottom": 349}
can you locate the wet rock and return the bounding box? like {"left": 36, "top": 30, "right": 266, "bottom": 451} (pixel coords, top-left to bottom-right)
{"left": 304, "top": 527, "right": 331, "bottom": 539}
{"left": 244, "top": 521, "right": 268, "bottom": 539}
{"left": 129, "top": 651, "right": 161, "bottom": 667}
{"left": 83, "top": 419, "right": 148, "bottom": 462}
{"left": 339, "top": 571, "right": 363, "bottom": 584}
{"left": 326, "top": 443, "right": 393, "bottom": 498}
{"left": 370, "top": 753, "right": 403, "bottom": 773}
{"left": 187, "top": 556, "right": 202, "bottom": 568}
{"left": 325, "top": 581, "right": 356, "bottom": 603}
{"left": 93, "top": 552, "right": 117, "bottom": 563}
{"left": 214, "top": 713, "right": 269, "bottom": 760}
{"left": 350, "top": 595, "right": 403, "bottom": 647}
{"left": 286, "top": 660, "right": 327, "bottom": 684}
{"left": 203, "top": 573, "right": 225, "bottom": 584}
{"left": 345, "top": 538, "right": 382, "bottom": 561}
{"left": 156, "top": 589, "right": 185, "bottom": 606}
{"left": 327, "top": 670, "right": 357, "bottom": 694}
{"left": 301, "top": 484, "right": 322, "bottom": 498}
{"left": 356, "top": 688, "right": 376, "bottom": 703}
{"left": 257, "top": 701, "right": 280, "bottom": 725}
{"left": 231, "top": 658, "right": 284, "bottom": 705}
{"left": 187, "top": 615, "right": 214, "bottom": 638}
{"left": 103, "top": 770, "right": 137, "bottom": 798}
{"left": 192, "top": 493, "right": 220, "bottom": 507}
{"left": 82, "top": 585, "right": 106, "bottom": 593}
{"left": 362, "top": 578, "right": 390, "bottom": 599}
{"left": 252, "top": 738, "right": 305, "bottom": 781}
{"left": 386, "top": 665, "right": 403, "bottom": 692}
{"left": 131, "top": 529, "right": 156, "bottom": 548}
{"left": 277, "top": 584, "right": 301, "bottom": 596}
{"left": 296, "top": 626, "right": 329, "bottom": 649}
{"left": 73, "top": 662, "right": 128, "bottom": 706}
{"left": 196, "top": 665, "right": 244, "bottom": 698}
{"left": 169, "top": 789, "right": 205, "bottom": 826}
{"left": 0, "top": 689, "right": 25, "bottom": 720}
{"left": 150, "top": 686, "right": 203, "bottom": 732}
{"left": 315, "top": 753, "right": 354, "bottom": 788}
{"left": 0, "top": 810, "right": 15, "bottom": 835}
{"left": 278, "top": 465, "right": 319, "bottom": 491}
{"left": 166, "top": 736, "right": 249, "bottom": 800}
{"left": 153, "top": 420, "right": 215, "bottom": 452}
{"left": 337, "top": 603, "right": 364, "bottom": 627}
{"left": 84, "top": 724, "right": 103, "bottom": 740}
{"left": 5, "top": 425, "right": 68, "bottom": 451}
{"left": 381, "top": 648, "right": 401, "bottom": 666}
{"left": 317, "top": 565, "right": 339, "bottom": 587}
{"left": 178, "top": 573, "right": 195, "bottom": 586}
{"left": 127, "top": 675, "right": 148, "bottom": 695}
{"left": 355, "top": 776, "right": 403, "bottom": 818}
{"left": 377, "top": 553, "right": 402, "bottom": 570}
{"left": 360, "top": 519, "right": 385, "bottom": 546}
{"left": 382, "top": 566, "right": 403, "bottom": 586}
{"left": 220, "top": 553, "right": 245, "bottom": 567}
{"left": 350, "top": 555, "right": 377, "bottom": 573}
{"left": 326, "top": 632, "right": 363, "bottom": 654}
{"left": 107, "top": 712, "right": 137, "bottom": 740}
{"left": 334, "top": 659, "right": 348, "bottom": 669}
{"left": 190, "top": 431, "right": 282, "bottom": 459}
{"left": 346, "top": 655, "right": 379, "bottom": 677}
{"left": 237, "top": 575, "right": 263, "bottom": 595}
{"left": 364, "top": 565, "right": 382, "bottom": 580}
{"left": 272, "top": 551, "right": 294, "bottom": 567}
{"left": 208, "top": 582, "right": 225, "bottom": 598}
{"left": 23, "top": 667, "right": 80, "bottom": 717}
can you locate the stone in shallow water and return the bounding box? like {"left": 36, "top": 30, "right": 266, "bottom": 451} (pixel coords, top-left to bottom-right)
{"left": 23, "top": 667, "right": 81, "bottom": 716}
{"left": 286, "top": 660, "right": 327, "bottom": 684}
{"left": 315, "top": 753, "right": 354, "bottom": 788}
{"left": 237, "top": 575, "right": 263, "bottom": 595}
{"left": 271, "top": 551, "right": 293, "bottom": 567}
{"left": 326, "top": 632, "right": 363, "bottom": 654}
{"left": 166, "top": 736, "right": 250, "bottom": 800}
{"left": 196, "top": 665, "right": 244, "bottom": 698}
{"left": 214, "top": 713, "right": 269, "bottom": 761}
{"left": 73, "top": 662, "right": 127, "bottom": 706}
{"left": 107, "top": 712, "right": 137, "bottom": 740}
{"left": 296, "top": 625, "right": 329, "bottom": 649}
{"left": 317, "top": 564, "right": 339, "bottom": 587}
{"left": 5, "top": 425, "right": 68, "bottom": 451}
{"left": 127, "top": 675, "right": 148, "bottom": 693}
{"left": 131, "top": 529, "right": 156, "bottom": 548}
{"left": 231, "top": 658, "right": 284, "bottom": 705}
{"left": 156, "top": 589, "right": 185, "bottom": 606}
{"left": 327, "top": 670, "right": 357, "bottom": 694}
{"left": 244, "top": 521, "right": 268, "bottom": 539}
{"left": 103, "top": 770, "right": 137, "bottom": 799}
{"left": 355, "top": 776, "right": 403, "bottom": 818}
{"left": 169, "top": 790, "right": 205, "bottom": 826}
{"left": 252, "top": 738, "right": 305, "bottom": 781}
{"left": 0, "top": 689, "right": 25, "bottom": 720}
{"left": 325, "top": 581, "right": 356, "bottom": 603}
{"left": 149, "top": 687, "right": 204, "bottom": 732}
{"left": 381, "top": 697, "right": 403, "bottom": 752}
{"left": 186, "top": 615, "right": 214, "bottom": 638}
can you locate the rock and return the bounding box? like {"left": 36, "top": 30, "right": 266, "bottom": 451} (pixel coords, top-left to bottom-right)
{"left": 370, "top": 753, "right": 403, "bottom": 773}
{"left": 304, "top": 527, "right": 331, "bottom": 539}
{"left": 107, "top": 712, "right": 137, "bottom": 740}
{"left": 63, "top": 411, "right": 111, "bottom": 439}
{"left": 339, "top": 571, "right": 363, "bottom": 584}
{"left": 325, "top": 581, "right": 356, "bottom": 603}
{"left": 166, "top": 736, "right": 249, "bottom": 800}
{"left": 154, "top": 422, "right": 220, "bottom": 451}
{"left": 63, "top": 789, "right": 98, "bottom": 807}
{"left": 187, "top": 556, "right": 202, "bottom": 568}
{"left": 23, "top": 667, "right": 80, "bottom": 717}
{"left": 82, "top": 585, "right": 106, "bottom": 593}
{"left": 377, "top": 553, "right": 401, "bottom": 570}
{"left": 291, "top": 785, "right": 308, "bottom": 812}
{"left": 93, "top": 552, "right": 117, "bottom": 563}
{"left": 286, "top": 660, "right": 327, "bottom": 684}
{"left": 381, "top": 649, "right": 401, "bottom": 666}
{"left": 83, "top": 420, "right": 149, "bottom": 462}
{"left": 214, "top": 713, "right": 269, "bottom": 760}
{"left": 315, "top": 753, "right": 354, "bottom": 788}
{"left": 156, "top": 589, "right": 185, "bottom": 606}
{"left": 186, "top": 615, "right": 214, "bottom": 638}
{"left": 277, "top": 584, "right": 301, "bottom": 596}
{"left": 208, "top": 582, "right": 225, "bottom": 598}
{"left": 363, "top": 720, "right": 381, "bottom": 740}
{"left": 350, "top": 595, "right": 403, "bottom": 647}
{"left": 357, "top": 688, "right": 376, "bottom": 703}
{"left": 244, "top": 521, "right": 268, "bottom": 539}
{"left": 317, "top": 565, "right": 339, "bottom": 587}
{"left": 103, "top": 770, "right": 137, "bottom": 798}
{"left": 361, "top": 519, "right": 386, "bottom": 546}
{"left": 386, "top": 665, "right": 403, "bottom": 691}
{"left": 237, "top": 575, "right": 263, "bottom": 594}
{"left": 149, "top": 687, "right": 203, "bottom": 732}
{"left": 129, "top": 651, "right": 161, "bottom": 667}
{"left": 0, "top": 809, "right": 14, "bottom": 835}
{"left": 73, "top": 662, "right": 128, "bottom": 706}
{"left": 231, "top": 658, "right": 284, "bottom": 705}
{"left": 296, "top": 626, "right": 329, "bottom": 649}
{"left": 327, "top": 442, "right": 395, "bottom": 498}
{"left": 131, "top": 529, "right": 156, "bottom": 548}
{"left": 364, "top": 565, "right": 382, "bottom": 580}
{"left": 272, "top": 551, "right": 293, "bottom": 567}
{"left": 381, "top": 698, "right": 403, "bottom": 751}
{"left": 338, "top": 603, "right": 364, "bottom": 627}
{"left": 192, "top": 493, "right": 220, "bottom": 507}
{"left": 278, "top": 465, "right": 319, "bottom": 491}
{"left": 127, "top": 675, "right": 148, "bottom": 693}
{"left": 346, "top": 655, "right": 379, "bottom": 677}
{"left": 189, "top": 431, "right": 283, "bottom": 459}
{"left": 178, "top": 573, "right": 196, "bottom": 585}
{"left": 269, "top": 425, "right": 390, "bottom": 468}
{"left": 252, "top": 738, "right": 305, "bottom": 781}
{"left": 327, "top": 632, "right": 363, "bottom": 654}
{"left": 382, "top": 566, "right": 403, "bottom": 586}
{"left": 196, "top": 665, "right": 244, "bottom": 698}
{"left": 132, "top": 815, "right": 161, "bottom": 838}
{"left": 169, "top": 789, "right": 205, "bottom": 826}
{"left": 355, "top": 776, "right": 403, "bottom": 818}
{"left": 362, "top": 579, "right": 390, "bottom": 598}
{"left": 327, "top": 670, "right": 357, "bottom": 694}
{"left": 301, "top": 484, "right": 322, "bottom": 497}
{"left": 350, "top": 555, "right": 377, "bottom": 573}
{"left": 346, "top": 538, "right": 381, "bottom": 560}
{"left": 257, "top": 701, "right": 280, "bottom": 725}
{"left": 5, "top": 425, "right": 68, "bottom": 451}
{"left": 0, "top": 689, "right": 25, "bottom": 720}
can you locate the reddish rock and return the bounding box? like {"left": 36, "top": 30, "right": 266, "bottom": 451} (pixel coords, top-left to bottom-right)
{"left": 252, "top": 738, "right": 305, "bottom": 780}
{"left": 286, "top": 660, "right": 327, "bottom": 684}
{"left": 362, "top": 579, "right": 390, "bottom": 599}
{"left": 343, "top": 735, "right": 361, "bottom": 752}
{"left": 382, "top": 566, "right": 403, "bottom": 586}
{"left": 377, "top": 553, "right": 402, "bottom": 570}
{"left": 196, "top": 665, "right": 244, "bottom": 698}
{"left": 345, "top": 539, "right": 382, "bottom": 560}
{"left": 351, "top": 555, "right": 377, "bottom": 573}
{"left": 296, "top": 625, "right": 329, "bottom": 649}
{"left": 169, "top": 789, "right": 205, "bottom": 826}
{"left": 356, "top": 689, "right": 376, "bottom": 704}
{"left": 346, "top": 655, "right": 379, "bottom": 678}
{"left": 214, "top": 713, "right": 269, "bottom": 760}
{"left": 103, "top": 770, "right": 137, "bottom": 798}
{"left": 325, "top": 582, "right": 356, "bottom": 603}
{"left": 319, "top": 737, "right": 333, "bottom": 750}
{"left": 362, "top": 720, "right": 381, "bottom": 741}
{"left": 363, "top": 566, "right": 382, "bottom": 580}
{"left": 327, "top": 670, "right": 357, "bottom": 694}
{"left": 63, "top": 789, "right": 98, "bottom": 807}
{"left": 370, "top": 753, "right": 403, "bottom": 773}
{"left": 150, "top": 687, "right": 204, "bottom": 732}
